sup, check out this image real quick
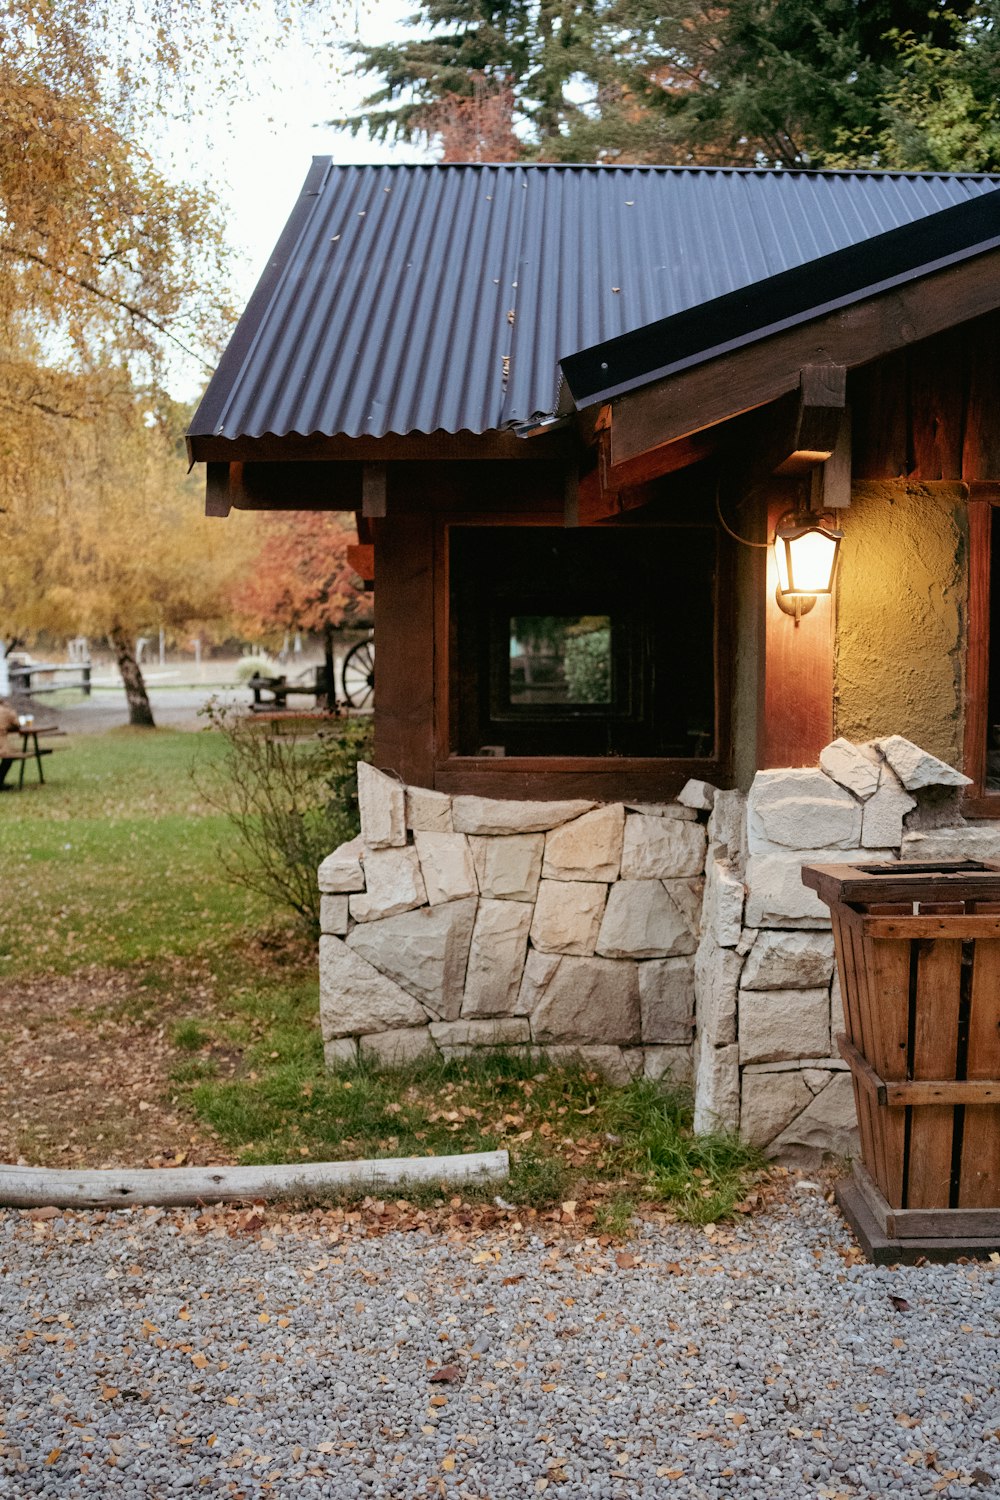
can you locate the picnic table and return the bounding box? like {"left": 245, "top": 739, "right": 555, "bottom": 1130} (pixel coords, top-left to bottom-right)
{"left": 247, "top": 665, "right": 334, "bottom": 712}
{"left": 0, "top": 722, "right": 66, "bottom": 789}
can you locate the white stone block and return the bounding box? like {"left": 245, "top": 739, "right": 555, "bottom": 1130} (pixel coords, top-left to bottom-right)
{"left": 529, "top": 955, "right": 641, "bottom": 1045}
{"left": 319, "top": 894, "right": 350, "bottom": 936}
{"left": 678, "top": 779, "right": 716, "bottom": 811}
{"left": 620, "top": 813, "right": 706, "bottom": 879}
{"left": 323, "top": 1037, "right": 358, "bottom": 1068}
{"left": 452, "top": 796, "right": 597, "bottom": 835}
{"left": 357, "top": 762, "right": 406, "bottom": 849}
{"left": 530, "top": 880, "right": 607, "bottom": 956}
{"left": 707, "top": 789, "right": 747, "bottom": 866}
{"left": 643, "top": 1045, "right": 693, "bottom": 1085}
{"left": 701, "top": 856, "right": 744, "bottom": 947}
{"left": 637, "top": 956, "right": 694, "bottom": 1043}
{"left": 346, "top": 897, "right": 477, "bottom": 1021}
{"left": 694, "top": 934, "right": 743, "bottom": 1047}
{"left": 414, "top": 831, "right": 478, "bottom": 905}
{"left": 739, "top": 1070, "right": 813, "bottom": 1148}
{"left": 739, "top": 930, "right": 835, "bottom": 991}
{"left": 596, "top": 881, "right": 697, "bottom": 959}
{"left": 348, "top": 846, "right": 427, "bottom": 922}
{"left": 318, "top": 835, "right": 365, "bottom": 894}
{"left": 319, "top": 936, "right": 428, "bottom": 1038}
{"left": 665, "top": 876, "right": 704, "bottom": 939}
{"left": 405, "top": 785, "right": 453, "bottom": 833}
{"left": 861, "top": 766, "right": 916, "bottom": 849}
{"left": 625, "top": 802, "right": 699, "bottom": 822}
{"left": 469, "top": 833, "right": 543, "bottom": 901}
{"left": 542, "top": 803, "right": 624, "bottom": 882}
{"left": 819, "top": 738, "right": 880, "bottom": 800}
{"left": 539, "top": 1044, "right": 642, "bottom": 1086}
{"left": 429, "top": 1017, "right": 530, "bottom": 1051}
{"left": 360, "top": 1027, "right": 436, "bottom": 1066}
{"left": 461, "top": 899, "right": 533, "bottom": 1017}
{"left": 766, "top": 1072, "right": 859, "bottom": 1165}
{"left": 901, "top": 826, "right": 1000, "bottom": 862}
{"left": 748, "top": 768, "right": 862, "bottom": 853}
{"left": 693, "top": 1041, "right": 740, "bottom": 1134}
{"left": 516, "top": 949, "right": 562, "bottom": 1015}
{"left": 875, "top": 735, "right": 972, "bottom": 792}
{"left": 745, "top": 848, "right": 888, "bottom": 928}
{"left": 738, "top": 988, "right": 830, "bottom": 1064}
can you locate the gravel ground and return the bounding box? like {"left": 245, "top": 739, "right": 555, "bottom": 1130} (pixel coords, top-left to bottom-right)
{"left": 1, "top": 1192, "right": 997, "bottom": 1499}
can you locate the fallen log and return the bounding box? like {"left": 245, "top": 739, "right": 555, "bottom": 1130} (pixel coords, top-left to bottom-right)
{"left": 0, "top": 1150, "right": 510, "bottom": 1210}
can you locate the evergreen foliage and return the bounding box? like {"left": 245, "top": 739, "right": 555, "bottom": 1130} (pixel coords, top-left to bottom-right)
{"left": 346, "top": 1, "right": 1000, "bottom": 171}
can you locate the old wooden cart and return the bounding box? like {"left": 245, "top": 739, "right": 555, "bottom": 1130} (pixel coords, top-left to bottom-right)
{"left": 803, "top": 860, "right": 1000, "bottom": 1263}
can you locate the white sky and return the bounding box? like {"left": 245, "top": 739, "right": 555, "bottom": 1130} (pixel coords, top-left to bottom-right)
{"left": 156, "top": 0, "right": 433, "bottom": 398}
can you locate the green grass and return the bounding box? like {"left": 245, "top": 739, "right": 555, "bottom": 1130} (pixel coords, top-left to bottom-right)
{"left": 3, "top": 725, "right": 764, "bottom": 1221}
{"left": 1, "top": 728, "right": 268, "bottom": 976}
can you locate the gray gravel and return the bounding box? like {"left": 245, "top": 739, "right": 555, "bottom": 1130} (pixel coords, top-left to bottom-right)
{"left": 1, "top": 1193, "right": 998, "bottom": 1498}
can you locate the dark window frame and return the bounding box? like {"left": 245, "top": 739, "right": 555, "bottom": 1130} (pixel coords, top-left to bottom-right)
{"left": 433, "top": 513, "right": 732, "bottom": 798}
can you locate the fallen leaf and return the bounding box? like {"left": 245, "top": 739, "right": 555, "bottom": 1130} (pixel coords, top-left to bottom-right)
{"left": 45, "top": 1449, "right": 61, "bottom": 1465}
{"left": 615, "top": 1252, "right": 637, "bottom": 1270}
{"left": 889, "top": 1295, "right": 911, "bottom": 1313}
{"left": 430, "top": 1365, "right": 461, "bottom": 1384}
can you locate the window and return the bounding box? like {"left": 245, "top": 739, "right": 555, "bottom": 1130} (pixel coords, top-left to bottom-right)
{"left": 965, "top": 490, "right": 1000, "bottom": 814}
{"left": 449, "top": 525, "right": 718, "bottom": 759}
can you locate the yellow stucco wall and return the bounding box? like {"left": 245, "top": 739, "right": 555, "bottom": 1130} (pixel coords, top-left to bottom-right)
{"left": 834, "top": 482, "right": 968, "bottom": 768}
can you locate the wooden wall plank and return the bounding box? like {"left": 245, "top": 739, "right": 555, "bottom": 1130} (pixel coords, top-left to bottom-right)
{"left": 850, "top": 352, "right": 909, "bottom": 480}
{"left": 909, "top": 328, "right": 967, "bottom": 480}
{"left": 759, "top": 490, "right": 834, "bottom": 768}
{"left": 964, "top": 498, "right": 992, "bottom": 804}
{"left": 963, "top": 310, "right": 1000, "bottom": 481}
{"left": 373, "top": 511, "right": 436, "bottom": 787}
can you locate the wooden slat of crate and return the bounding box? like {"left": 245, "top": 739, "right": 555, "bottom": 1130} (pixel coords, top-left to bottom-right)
{"left": 855, "top": 923, "right": 910, "bottom": 1207}
{"left": 908, "top": 940, "right": 963, "bottom": 1209}
{"left": 960, "top": 938, "right": 1000, "bottom": 1208}
{"left": 834, "top": 910, "right": 881, "bottom": 1192}
{"left": 852, "top": 1160, "right": 1000, "bottom": 1242}
{"left": 802, "top": 861, "right": 1000, "bottom": 908}
{"left": 864, "top": 915, "right": 1000, "bottom": 939}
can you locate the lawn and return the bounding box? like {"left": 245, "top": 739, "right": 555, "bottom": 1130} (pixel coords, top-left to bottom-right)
{"left": 1, "top": 727, "right": 764, "bottom": 1225}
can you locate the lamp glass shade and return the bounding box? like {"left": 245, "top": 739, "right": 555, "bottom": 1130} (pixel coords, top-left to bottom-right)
{"left": 775, "top": 522, "right": 841, "bottom": 595}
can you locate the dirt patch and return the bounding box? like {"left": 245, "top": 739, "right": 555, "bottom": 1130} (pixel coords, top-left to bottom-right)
{"left": 0, "top": 969, "right": 238, "bottom": 1169}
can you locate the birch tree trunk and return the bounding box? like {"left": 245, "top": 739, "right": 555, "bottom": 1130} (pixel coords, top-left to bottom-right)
{"left": 109, "top": 624, "right": 155, "bottom": 727}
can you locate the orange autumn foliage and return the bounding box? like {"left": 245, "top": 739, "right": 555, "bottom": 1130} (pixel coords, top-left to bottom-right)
{"left": 231, "top": 511, "right": 370, "bottom": 642}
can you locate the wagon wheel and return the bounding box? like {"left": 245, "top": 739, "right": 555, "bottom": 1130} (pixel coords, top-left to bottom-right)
{"left": 341, "top": 637, "right": 375, "bottom": 710}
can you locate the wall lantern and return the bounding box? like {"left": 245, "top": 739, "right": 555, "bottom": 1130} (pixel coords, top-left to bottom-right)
{"left": 774, "top": 512, "right": 842, "bottom": 619}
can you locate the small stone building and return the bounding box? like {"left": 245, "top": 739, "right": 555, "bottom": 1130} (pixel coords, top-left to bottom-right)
{"left": 189, "top": 163, "right": 1000, "bottom": 1163}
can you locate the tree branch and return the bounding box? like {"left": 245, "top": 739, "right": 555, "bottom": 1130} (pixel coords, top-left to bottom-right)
{"left": 0, "top": 243, "right": 218, "bottom": 373}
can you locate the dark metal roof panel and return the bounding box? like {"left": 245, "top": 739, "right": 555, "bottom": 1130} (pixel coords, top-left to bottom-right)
{"left": 189, "top": 162, "right": 1000, "bottom": 442}
{"left": 561, "top": 189, "right": 1000, "bottom": 408}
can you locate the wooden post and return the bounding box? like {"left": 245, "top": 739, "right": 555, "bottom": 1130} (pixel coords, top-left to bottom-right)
{"left": 759, "top": 487, "right": 834, "bottom": 768}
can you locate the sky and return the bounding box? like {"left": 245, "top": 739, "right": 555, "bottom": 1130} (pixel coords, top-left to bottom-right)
{"left": 156, "top": 0, "right": 433, "bottom": 397}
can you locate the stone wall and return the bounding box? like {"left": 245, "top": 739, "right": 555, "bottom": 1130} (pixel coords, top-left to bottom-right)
{"left": 693, "top": 734, "right": 973, "bottom": 1165}
{"left": 318, "top": 765, "right": 708, "bottom": 1086}
{"left": 317, "top": 737, "right": 981, "bottom": 1166}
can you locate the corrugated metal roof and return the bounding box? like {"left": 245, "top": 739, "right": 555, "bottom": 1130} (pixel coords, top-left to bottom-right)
{"left": 189, "top": 161, "right": 1000, "bottom": 443}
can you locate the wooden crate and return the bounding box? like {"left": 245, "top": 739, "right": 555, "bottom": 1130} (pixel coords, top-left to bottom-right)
{"left": 803, "top": 861, "right": 1000, "bottom": 1257}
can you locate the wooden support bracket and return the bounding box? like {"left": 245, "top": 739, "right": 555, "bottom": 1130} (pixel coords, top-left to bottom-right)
{"left": 362, "top": 462, "right": 387, "bottom": 518}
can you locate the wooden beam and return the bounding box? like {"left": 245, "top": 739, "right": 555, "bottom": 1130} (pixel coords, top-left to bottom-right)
{"left": 189, "top": 428, "right": 571, "bottom": 465}
{"left": 347, "top": 543, "right": 375, "bottom": 583}
{"left": 0, "top": 1151, "right": 510, "bottom": 1209}
{"left": 362, "top": 462, "right": 387, "bottom": 518}
{"left": 759, "top": 488, "right": 834, "bottom": 768}
{"left": 613, "top": 247, "right": 1000, "bottom": 469}
{"left": 205, "top": 461, "right": 232, "bottom": 517}
{"left": 773, "top": 365, "right": 847, "bottom": 474}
